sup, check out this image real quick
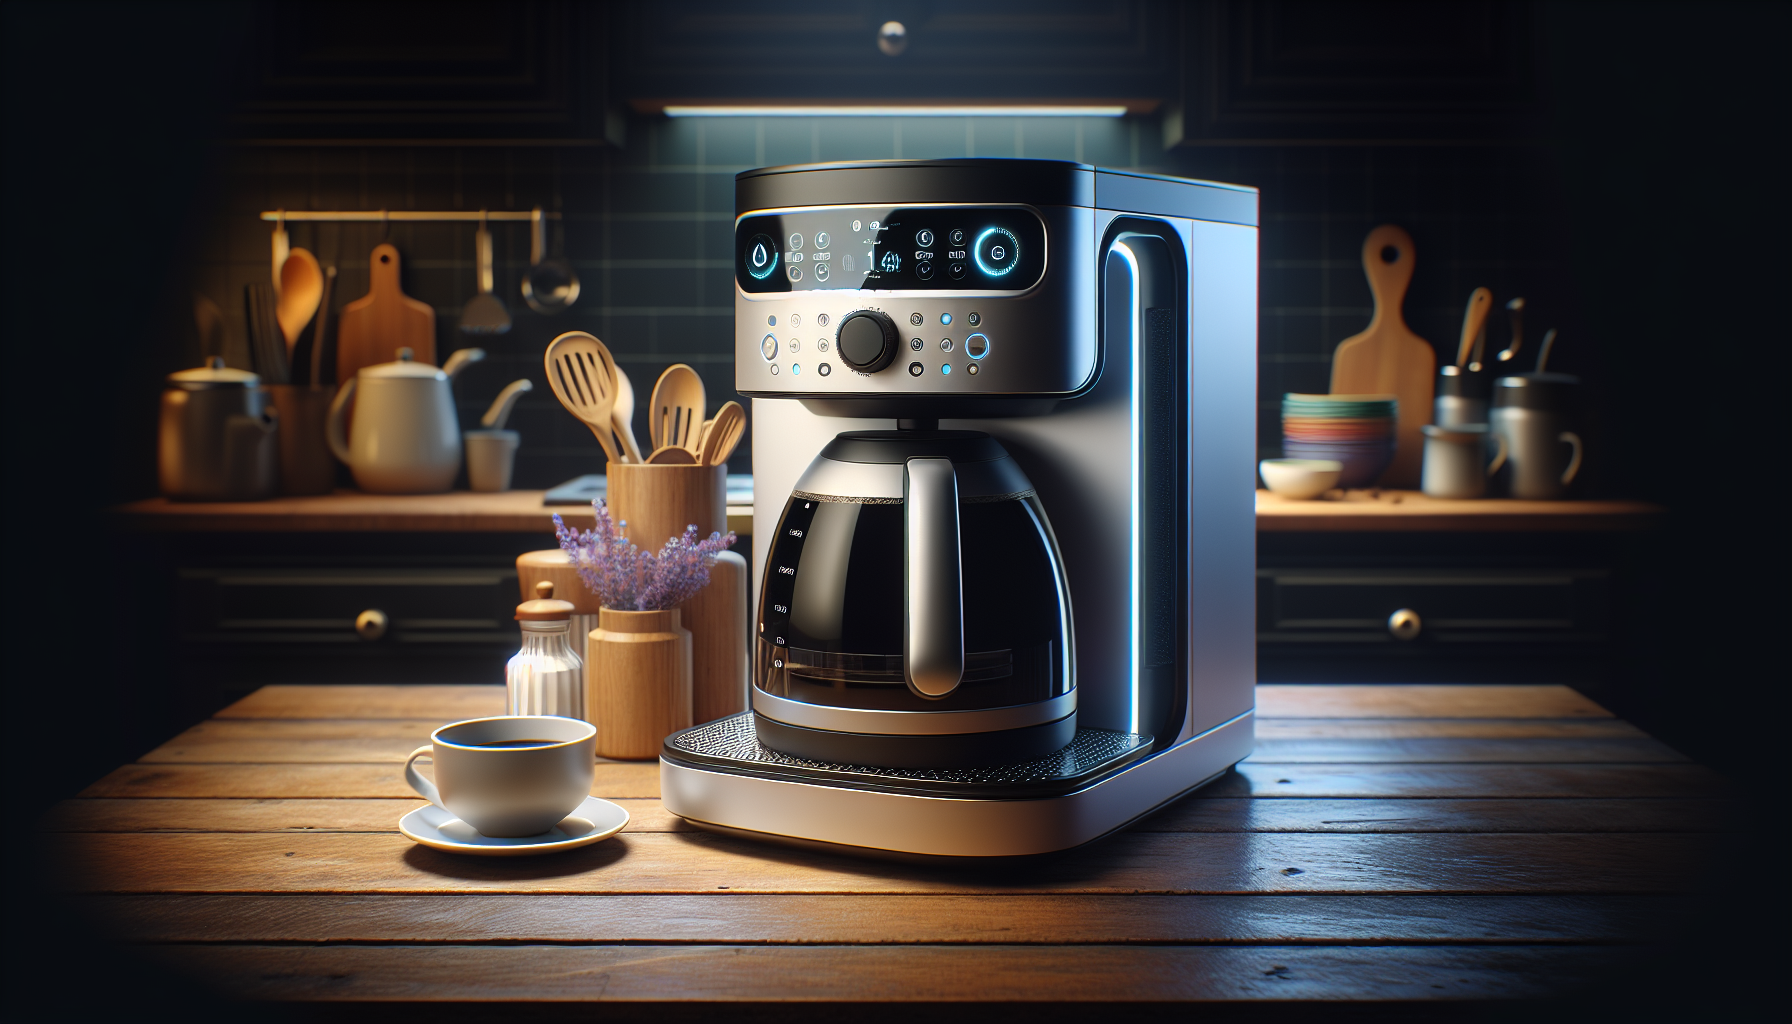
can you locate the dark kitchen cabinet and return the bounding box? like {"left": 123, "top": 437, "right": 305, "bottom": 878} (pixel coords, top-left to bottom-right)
{"left": 229, "top": 1, "right": 620, "bottom": 143}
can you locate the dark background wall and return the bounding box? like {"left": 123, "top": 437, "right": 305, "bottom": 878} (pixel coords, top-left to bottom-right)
{"left": 2, "top": 4, "right": 1785, "bottom": 1015}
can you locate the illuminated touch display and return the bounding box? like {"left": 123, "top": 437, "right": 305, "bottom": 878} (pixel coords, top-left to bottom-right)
{"left": 736, "top": 207, "right": 1045, "bottom": 293}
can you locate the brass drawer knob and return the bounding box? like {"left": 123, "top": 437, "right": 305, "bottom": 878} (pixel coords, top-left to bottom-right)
{"left": 1387, "top": 608, "right": 1422, "bottom": 641}
{"left": 355, "top": 609, "right": 389, "bottom": 641}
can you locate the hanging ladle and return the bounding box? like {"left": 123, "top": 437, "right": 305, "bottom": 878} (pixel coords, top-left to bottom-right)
{"left": 522, "top": 206, "right": 580, "bottom": 315}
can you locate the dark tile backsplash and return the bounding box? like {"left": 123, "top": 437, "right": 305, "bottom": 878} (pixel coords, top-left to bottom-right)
{"left": 190, "top": 116, "right": 1574, "bottom": 489}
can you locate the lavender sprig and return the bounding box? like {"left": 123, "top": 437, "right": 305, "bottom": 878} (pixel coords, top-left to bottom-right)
{"left": 553, "top": 500, "right": 736, "bottom": 611}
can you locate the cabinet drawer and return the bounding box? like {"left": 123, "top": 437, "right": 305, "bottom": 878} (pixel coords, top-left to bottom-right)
{"left": 178, "top": 566, "right": 519, "bottom": 649}
{"left": 1257, "top": 567, "right": 1609, "bottom": 646}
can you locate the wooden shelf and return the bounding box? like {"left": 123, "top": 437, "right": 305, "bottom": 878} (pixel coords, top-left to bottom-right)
{"left": 111, "top": 489, "right": 1661, "bottom": 535}
{"left": 1255, "top": 490, "right": 1662, "bottom": 532}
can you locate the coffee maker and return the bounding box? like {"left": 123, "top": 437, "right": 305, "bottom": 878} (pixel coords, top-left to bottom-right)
{"left": 659, "top": 159, "right": 1258, "bottom": 857}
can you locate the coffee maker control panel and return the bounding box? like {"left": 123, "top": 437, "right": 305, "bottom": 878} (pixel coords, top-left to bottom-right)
{"left": 735, "top": 203, "right": 1097, "bottom": 400}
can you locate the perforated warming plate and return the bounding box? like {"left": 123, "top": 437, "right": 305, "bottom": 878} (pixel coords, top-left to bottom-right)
{"left": 663, "top": 713, "right": 1154, "bottom": 798}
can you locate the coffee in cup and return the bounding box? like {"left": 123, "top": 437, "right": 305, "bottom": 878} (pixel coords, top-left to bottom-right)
{"left": 404, "top": 716, "right": 597, "bottom": 837}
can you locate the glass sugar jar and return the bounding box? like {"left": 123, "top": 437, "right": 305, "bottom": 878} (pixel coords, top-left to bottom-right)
{"left": 507, "top": 581, "right": 585, "bottom": 719}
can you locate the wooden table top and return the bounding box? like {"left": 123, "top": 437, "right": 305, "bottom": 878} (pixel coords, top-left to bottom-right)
{"left": 40, "top": 683, "right": 1722, "bottom": 1013}
{"left": 111, "top": 489, "right": 1660, "bottom": 534}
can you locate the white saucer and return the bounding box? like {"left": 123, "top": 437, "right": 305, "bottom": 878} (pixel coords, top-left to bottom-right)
{"left": 399, "top": 795, "right": 629, "bottom": 856}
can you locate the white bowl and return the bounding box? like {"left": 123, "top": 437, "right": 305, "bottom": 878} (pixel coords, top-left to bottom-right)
{"left": 1260, "top": 458, "right": 1342, "bottom": 500}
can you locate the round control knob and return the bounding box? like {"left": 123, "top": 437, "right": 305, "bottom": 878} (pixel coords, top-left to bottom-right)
{"left": 1387, "top": 608, "right": 1421, "bottom": 641}
{"left": 836, "top": 310, "right": 898, "bottom": 372}
{"left": 356, "top": 609, "right": 389, "bottom": 641}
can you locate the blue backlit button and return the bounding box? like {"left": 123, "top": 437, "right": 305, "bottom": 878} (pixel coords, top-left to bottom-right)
{"left": 948, "top": 228, "right": 965, "bottom": 247}
{"left": 787, "top": 265, "right": 803, "bottom": 283}
{"left": 815, "top": 231, "right": 830, "bottom": 249}
{"left": 940, "top": 313, "right": 953, "bottom": 326}
{"left": 814, "top": 263, "right": 830, "bottom": 283}
{"left": 908, "top": 361, "right": 924, "bottom": 377}
{"left": 948, "top": 262, "right": 966, "bottom": 280}
{"left": 767, "top": 315, "right": 777, "bottom": 326}
{"left": 746, "top": 235, "right": 779, "bottom": 281}
{"left": 965, "top": 333, "right": 989, "bottom": 358}
{"left": 915, "top": 229, "right": 935, "bottom": 248}
{"left": 761, "top": 335, "right": 779, "bottom": 361}
{"left": 974, "top": 227, "right": 1020, "bottom": 277}
{"left": 792, "top": 363, "right": 801, "bottom": 375}
{"left": 941, "top": 363, "right": 952, "bottom": 375}
{"left": 915, "top": 261, "right": 934, "bottom": 281}
{"left": 788, "top": 233, "right": 804, "bottom": 250}
{"left": 818, "top": 362, "right": 832, "bottom": 377}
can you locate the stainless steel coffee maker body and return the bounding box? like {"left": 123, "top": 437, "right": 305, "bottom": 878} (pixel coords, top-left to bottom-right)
{"left": 660, "top": 159, "right": 1259, "bottom": 857}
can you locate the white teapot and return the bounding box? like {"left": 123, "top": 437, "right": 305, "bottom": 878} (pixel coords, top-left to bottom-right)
{"left": 327, "top": 347, "right": 484, "bottom": 493}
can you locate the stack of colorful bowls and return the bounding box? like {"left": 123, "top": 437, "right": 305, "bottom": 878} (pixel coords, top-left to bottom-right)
{"left": 1281, "top": 394, "right": 1398, "bottom": 488}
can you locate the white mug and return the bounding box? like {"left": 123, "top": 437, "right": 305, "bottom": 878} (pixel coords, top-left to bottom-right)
{"left": 465, "top": 429, "right": 520, "bottom": 492}
{"left": 1421, "top": 424, "right": 1508, "bottom": 499}
{"left": 404, "top": 716, "right": 596, "bottom": 837}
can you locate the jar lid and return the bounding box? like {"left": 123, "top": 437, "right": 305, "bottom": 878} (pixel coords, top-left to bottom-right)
{"left": 516, "top": 580, "right": 576, "bottom": 621}
{"left": 167, "top": 356, "right": 259, "bottom": 390}
{"left": 361, "top": 347, "right": 447, "bottom": 381}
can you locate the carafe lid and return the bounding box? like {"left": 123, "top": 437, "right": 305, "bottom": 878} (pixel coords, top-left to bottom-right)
{"left": 362, "top": 347, "right": 447, "bottom": 381}
{"left": 167, "top": 356, "right": 259, "bottom": 390}
{"left": 516, "top": 580, "right": 576, "bottom": 621}
{"left": 1493, "top": 372, "right": 1578, "bottom": 410}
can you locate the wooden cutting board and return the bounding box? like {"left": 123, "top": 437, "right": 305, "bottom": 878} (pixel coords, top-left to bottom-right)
{"left": 1330, "top": 224, "right": 1435, "bottom": 488}
{"left": 336, "top": 243, "right": 435, "bottom": 384}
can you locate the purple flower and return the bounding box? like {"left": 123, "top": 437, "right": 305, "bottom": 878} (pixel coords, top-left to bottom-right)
{"left": 554, "top": 500, "right": 736, "bottom": 611}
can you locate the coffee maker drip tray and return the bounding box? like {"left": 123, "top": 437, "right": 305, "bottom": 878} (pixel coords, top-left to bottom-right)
{"left": 663, "top": 713, "right": 1153, "bottom": 800}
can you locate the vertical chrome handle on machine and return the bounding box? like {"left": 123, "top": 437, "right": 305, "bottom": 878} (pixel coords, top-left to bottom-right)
{"left": 903, "top": 456, "right": 965, "bottom": 698}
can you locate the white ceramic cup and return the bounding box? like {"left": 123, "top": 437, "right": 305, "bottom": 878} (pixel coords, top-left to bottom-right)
{"left": 1259, "top": 458, "right": 1342, "bottom": 500}
{"left": 404, "top": 716, "right": 596, "bottom": 837}
{"left": 465, "top": 429, "right": 520, "bottom": 493}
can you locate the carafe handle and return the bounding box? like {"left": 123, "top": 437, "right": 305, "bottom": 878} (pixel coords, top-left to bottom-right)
{"left": 903, "top": 457, "right": 964, "bottom": 698}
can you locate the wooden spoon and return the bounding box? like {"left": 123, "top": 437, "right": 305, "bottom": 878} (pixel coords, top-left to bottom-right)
{"left": 277, "top": 247, "right": 324, "bottom": 356}
{"left": 699, "top": 401, "right": 745, "bottom": 467}
{"left": 1455, "top": 287, "right": 1492, "bottom": 370}
{"left": 611, "top": 365, "right": 644, "bottom": 464}
{"left": 650, "top": 363, "right": 705, "bottom": 453}
{"left": 646, "top": 444, "right": 697, "bottom": 465}
{"left": 543, "top": 331, "right": 621, "bottom": 464}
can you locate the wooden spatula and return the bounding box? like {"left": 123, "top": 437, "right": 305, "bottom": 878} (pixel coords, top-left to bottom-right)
{"left": 1329, "top": 225, "right": 1436, "bottom": 488}
{"left": 1455, "top": 287, "right": 1493, "bottom": 370}
{"left": 699, "top": 401, "right": 744, "bottom": 467}
{"left": 650, "top": 364, "right": 705, "bottom": 453}
{"left": 543, "top": 331, "right": 621, "bottom": 465}
{"left": 337, "top": 243, "right": 435, "bottom": 385}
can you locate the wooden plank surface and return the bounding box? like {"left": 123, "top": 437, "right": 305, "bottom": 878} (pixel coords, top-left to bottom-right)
{"left": 97, "top": 892, "right": 1682, "bottom": 944}
{"left": 39, "top": 680, "right": 1723, "bottom": 1010}
{"left": 145, "top": 944, "right": 1626, "bottom": 1002}
{"left": 1255, "top": 489, "right": 1662, "bottom": 532}
{"left": 47, "top": 831, "right": 1714, "bottom": 895}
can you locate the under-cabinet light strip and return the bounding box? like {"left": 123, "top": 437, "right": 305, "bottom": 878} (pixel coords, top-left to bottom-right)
{"left": 662, "top": 105, "right": 1128, "bottom": 118}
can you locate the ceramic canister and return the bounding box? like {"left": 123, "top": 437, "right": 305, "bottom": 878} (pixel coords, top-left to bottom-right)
{"left": 1491, "top": 373, "right": 1583, "bottom": 500}
{"left": 1421, "top": 424, "right": 1507, "bottom": 499}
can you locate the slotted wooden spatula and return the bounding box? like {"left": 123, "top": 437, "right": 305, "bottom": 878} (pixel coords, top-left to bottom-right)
{"left": 1330, "top": 225, "right": 1436, "bottom": 488}
{"left": 544, "top": 331, "right": 621, "bottom": 465}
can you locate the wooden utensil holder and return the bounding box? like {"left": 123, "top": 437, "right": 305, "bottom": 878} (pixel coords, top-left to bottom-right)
{"left": 606, "top": 462, "right": 746, "bottom": 724}
{"left": 268, "top": 384, "right": 337, "bottom": 496}
{"left": 586, "top": 607, "right": 692, "bottom": 760}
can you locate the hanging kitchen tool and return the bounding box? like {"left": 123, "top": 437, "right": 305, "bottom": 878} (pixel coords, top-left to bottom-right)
{"left": 522, "top": 205, "right": 580, "bottom": 315}
{"left": 308, "top": 265, "right": 337, "bottom": 388}
{"left": 1329, "top": 224, "right": 1436, "bottom": 488}
{"left": 270, "top": 211, "right": 289, "bottom": 293}
{"left": 1498, "top": 297, "right": 1525, "bottom": 364}
{"left": 1534, "top": 328, "right": 1559, "bottom": 373}
{"left": 543, "top": 331, "right": 622, "bottom": 464}
{"left": 699, "top": 401, "right": 744, "bottom": 467}
{"left": 337, "top": 243, "right": 435, "bottom": 386}
{"left": 244, "top": 282, "right": 289, "bottom": 385}
{"left": 276, "top": 247, "right": 324, "bottom": 360}
{"left": 1456, "top": 287, "right": 1493, "bottom": 370}
{"left": 611, "top": 364, "right": 644, "bottom": 464}
{"left": 459, "top": 211, "right": 512, "bottom": 335}
{"left": 650, "top": 363, "right": 705, "bottom": 453}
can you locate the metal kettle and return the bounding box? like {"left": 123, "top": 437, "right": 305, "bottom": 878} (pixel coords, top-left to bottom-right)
{"left": 158, "top": 357, "right": 279, "bottom": 502}
{"left": 327, "top": 346, "right": 484, "bottom": 494}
